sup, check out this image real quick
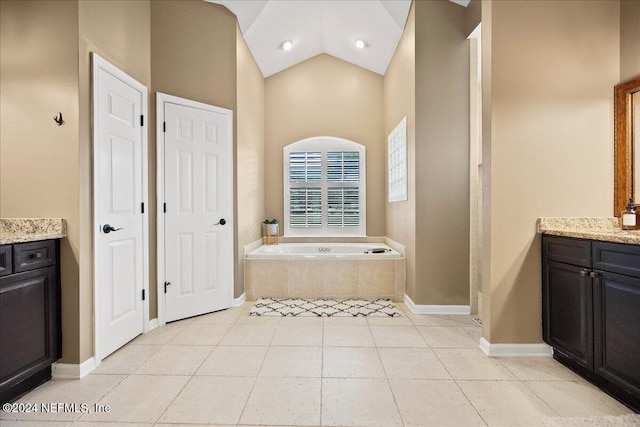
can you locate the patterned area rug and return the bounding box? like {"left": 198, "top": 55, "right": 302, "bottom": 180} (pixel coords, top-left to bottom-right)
{"left": 250, "top": 297, "right": 403, "bottom": 317}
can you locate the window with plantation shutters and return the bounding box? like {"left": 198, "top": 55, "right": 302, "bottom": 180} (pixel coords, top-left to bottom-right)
{"left": 284, "top": 137, "right": 366, "bottom": 236}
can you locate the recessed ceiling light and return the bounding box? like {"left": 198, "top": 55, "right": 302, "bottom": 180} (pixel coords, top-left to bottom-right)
{"left": 280, "top": 40, "right": 293, "bottom": 51}
{"left": 355, "top": 39, "right": 369, "bottom": 49}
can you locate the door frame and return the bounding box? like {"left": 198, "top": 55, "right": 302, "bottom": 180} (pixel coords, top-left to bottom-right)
{"left": 92, "top": 53, "right": 150, "bottom": 364}
{"left": 156, "top": 92, "right": 234, "bottom": 326}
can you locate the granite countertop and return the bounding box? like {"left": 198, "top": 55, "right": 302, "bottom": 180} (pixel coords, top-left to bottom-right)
{"left": 537, "top": 217, "right": 640, "bottom": 245}
{"left": 0, "top": 218, "right": 66, "bottom": 245}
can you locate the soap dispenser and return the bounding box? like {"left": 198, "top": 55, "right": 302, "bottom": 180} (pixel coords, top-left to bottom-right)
{"left": 620, "top": 198, "right": 639, "bottom": 230}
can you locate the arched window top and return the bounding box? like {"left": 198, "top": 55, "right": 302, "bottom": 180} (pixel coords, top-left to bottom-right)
{"left": 283, "top": 136, "right": 366, "bottom": 237}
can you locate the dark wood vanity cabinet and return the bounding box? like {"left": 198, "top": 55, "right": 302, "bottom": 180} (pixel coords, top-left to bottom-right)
{"left": 0, "top": 239, "right": 61, "bottom": 404}
{"left": 542, "top": 235, "right": 640, "bottom": 411}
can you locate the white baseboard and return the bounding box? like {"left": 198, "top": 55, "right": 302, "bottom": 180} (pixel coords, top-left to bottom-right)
{"left": 52, "top": 357, "right": 96, "bottom": 379}
{"left": 403, "top": 294, "right": 471, "bottom": 315}
{"left": 232, "top": 292, "right": 247, "bottom": 307}
{"left": 148, "top": 318, "right": 158, "bottom": 331}
{"left": 479, "top": 337, "right": 553, "bottom": 358}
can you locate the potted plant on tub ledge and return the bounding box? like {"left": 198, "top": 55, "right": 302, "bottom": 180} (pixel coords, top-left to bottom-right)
{"left": 263, "top": 218, "right": 279, "bottom": 245}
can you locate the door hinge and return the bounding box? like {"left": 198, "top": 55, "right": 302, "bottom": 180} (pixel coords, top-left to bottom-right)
{"left": 164, "top": 281, "right": 171, "bottom": 294}
{"left": 163, "top": 202, "right": 167, "bottom": 213}
{"left": 142, "top": 289, "right": 146, "bottom": 301}
{"left": 140, "top": 115, "right": 144, "bottom": 127}
{"left": 141, "top": 202, "right": 145, "bottom": 214}
{"left": 163, "top": 121, "right": 166, "bottom": 133}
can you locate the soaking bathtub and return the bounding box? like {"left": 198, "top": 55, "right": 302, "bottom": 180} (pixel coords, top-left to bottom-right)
{"left": 244, "top": 243, "right": 405, "bottom": 301}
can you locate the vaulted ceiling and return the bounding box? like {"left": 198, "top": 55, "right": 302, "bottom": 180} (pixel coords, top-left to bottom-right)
{"left": 207, "top": 0, "right": 470, "bottom": 78}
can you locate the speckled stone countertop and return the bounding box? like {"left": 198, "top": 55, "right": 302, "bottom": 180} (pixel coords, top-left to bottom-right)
{"left": 537, "top": 217, "right": 640, "bottom": 245}
{"left": 0, "top": 218, "right": 66, "bottom": 245}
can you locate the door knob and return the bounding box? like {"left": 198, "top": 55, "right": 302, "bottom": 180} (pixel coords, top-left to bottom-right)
{"left": 102, "top": 224, "right": 123, "bottom": 234}
{"left": 214, "top": 218, "right": 227, "bottom": 226}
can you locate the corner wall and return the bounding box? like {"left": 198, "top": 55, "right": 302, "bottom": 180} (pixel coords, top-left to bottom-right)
{"left": 384, "top": 3, "right": 416, "bottom": 299}
{"left": 414, "top": 0, "right": 470, "bottom": 306}
{"left": 264, "top": 54, "right": 385, "bottom": 237}
{"left": 236, "top": 25, "right": 265, "bottom": 298}
{"left": 621, "top": 0, "right": 640, "bottom": 82}
{"left": 483, "top": 0, "right": 619, "bottom": 344}
{"left": 0, "top": 0, "right": 81, "bottom": 363}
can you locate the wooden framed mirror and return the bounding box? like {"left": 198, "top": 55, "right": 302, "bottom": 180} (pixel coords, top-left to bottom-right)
{"left": 614, "top": 75, "right": 640, "bottom": 217}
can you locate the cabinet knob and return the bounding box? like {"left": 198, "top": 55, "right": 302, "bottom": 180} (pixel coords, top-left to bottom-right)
{"left": 580, "top": 270, "right": 588, "bottom": 277}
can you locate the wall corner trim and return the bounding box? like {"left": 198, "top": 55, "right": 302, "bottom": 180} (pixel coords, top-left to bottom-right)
{"left": 233, "top": 292, "right": 247, "bottom": 307}
{"left": 479, "top": 337, "right": 553, "bottom": 358}
{"left": 52, "top": 357, "right": 96, "bottom": 379}
{"left": 403, "top": 294, "right": 470, "bottom": 315}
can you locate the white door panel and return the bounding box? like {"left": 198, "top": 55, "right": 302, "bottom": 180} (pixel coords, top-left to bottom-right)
{"left": 93, "top": 54, "right": 147, "bottom": 360}
{"left": 162, "top": 99, "right": 233, "bottom": 322}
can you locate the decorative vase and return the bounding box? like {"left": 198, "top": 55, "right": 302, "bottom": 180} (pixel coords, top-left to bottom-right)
{"left": 266, "top": 223, "right": 279, "bottom": 236}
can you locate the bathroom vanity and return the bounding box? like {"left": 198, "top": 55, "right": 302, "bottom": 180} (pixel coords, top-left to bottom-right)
{"left": 539, "top": 218, "right": 640, "bottom": 411}
{"left": 0, "top": 219, "right": 65, "bottom": 403}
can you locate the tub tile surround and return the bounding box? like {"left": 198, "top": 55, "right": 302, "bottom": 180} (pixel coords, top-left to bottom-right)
{"left": 537, "top": 217, "right": 640, "bottom": 244}
{"left": 0, "top": 217, "right": 66, "bottom": 244}
{"left": 2, "top": 301, "right": 635, "bottom": 426}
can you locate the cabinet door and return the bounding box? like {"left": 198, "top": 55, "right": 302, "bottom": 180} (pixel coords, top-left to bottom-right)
{"left": 594, "top": 271, "right": 640, "bottom": 398}
{"left": 0, "top": 267, "right": 59, "bottom": 391}
{"left": 543, "top": 260, "right": 593, "bottom": 370}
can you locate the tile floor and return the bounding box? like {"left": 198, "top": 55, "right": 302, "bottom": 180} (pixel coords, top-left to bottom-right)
{"left": 1, "top": 302, "right": 634, "bottom": 427}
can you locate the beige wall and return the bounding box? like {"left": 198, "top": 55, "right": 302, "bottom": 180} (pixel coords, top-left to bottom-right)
{"left": 483, "top": 0, "right": 619, "bottom": 344}
{"left": 414, "top": 0, "right": 470, "bottom": 306}
{"left": 466, "top": 0, "right": 481, "bottom": 37}
{"left": 236, "top": 25, "right": 265, "bottom": 298}
{"left": 621, "top": 0, "right": 640, "bottom": 82}
{"left": 264, "top": 54, "right": 385, "bottom": 236}
{"left": 384, "top": 3, "right": 416, "bottom": 300}
{"left": 0, "top": 0, "right": 81, "bottom": 363}
{"left": 151, "top": 0, "right": 240, "bottom": 298}
{"left": 78, "top": 0, "right": 151, "bottom": 361}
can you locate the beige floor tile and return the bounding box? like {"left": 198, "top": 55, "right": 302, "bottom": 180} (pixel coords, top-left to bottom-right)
{"left": 323, "top": 325, "right": 375, "bottom": 347}
{"left": 323, "top": 347, "right": 386, "bottom": 378}
{"left": 240, "top": 377, "right": 321, "bottom": 426}
{"left": 1, "top": 375, "right": 125, "bottom": 422}
{"left": 169, "top": 323, "right": 231, "bottom": 346}
{"left": 279, "top": 315, "right": 324, "bottom": 325}
{"left": 390, "top": 379, "right": 486, "bottom": 426}
{"left": 406, "top": 313, "right": 459, "bottom": 326}
{"left": 450, "top": 315, "right": 480, "bottom": 327}
{"left": 0, "top": 423, "right": 70, "bottom": 427}
{"left": 158, "top": 376, "right": 254, "bottom": 425}
{"left": 458, "top": 380, "right": 557, "bottom": 426}
{"left": 323, "top": 316, "right": 368, "bottom": 326}
{"left": 93, "top": 344, "right": 163, "bottom": 375}
{"left": 218, "top": 323, "right": 277, "bottom": 346}
{"left": 271, "top": 324, "right": 323, "bottom": 346}
{"left": 235, "top": 314, "right": 282, "bottom": 325}
{"left": 370, "top": 325, "right": 428, "bottom": 347}
{"left": 259, "top": 346, "right": 322, "bottom": 377}
{"left": 525, "top": 381, "right": 633, "bottom": 417}
{"left": 366, "top": 315, "right": 412, "bottom": 326}
{"left": 433, "top": 349, "right": 518, "bottom": 380}
{"left": 321, "top": 378, "right": 403, "bottom": 427}
{"left": 196, "top": 345, "right": 268, "bottom": 376}
{"left": 463, "top": 326, "right": 483, "bottom": 342}
{"left": 191, "top": 307, "right": 244, "bottom": 324}
{"left": 131, "top": 321, "right": 189, "bottom": 345}
{"left": 417, "top": 326, "right": 479, "bottom": 348}
{"left": 133, "top": 345, "right": 213, "bottom": 375}
{"left": 499, "top": 357, "right": 584, "bottom": 382}
{"left": 70, "top": 423, "right": 152, "bottom": 427}
{"left": 378, "top": 348, "right": 450, "bottom": 379}
{"left": 79, "top": 375, "right": 189, "bottom": 423}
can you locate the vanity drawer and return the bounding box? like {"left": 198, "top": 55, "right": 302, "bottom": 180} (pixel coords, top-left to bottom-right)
{"left": 543, "top": 235, "right": 592, "bottom": 268}
{"left": 13, "top": 240, "right": 56, "bottom": 273}
{"left": 0, "top": 246, "right": 12, "bottom": 276}
{"left": 593, "top": 241, "right": 640, "bottom": 278}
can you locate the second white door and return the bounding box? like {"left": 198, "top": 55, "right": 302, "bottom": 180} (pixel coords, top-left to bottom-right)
{"left": 160, "top": 95, "right": 233, "bottom": 322}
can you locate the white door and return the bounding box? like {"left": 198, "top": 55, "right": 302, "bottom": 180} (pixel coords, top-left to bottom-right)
{"left": 160, "top": 95, "right": 233, "bottom": 322}
{"left": 93, "top": 54, "right": 148, "bottom": 360}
